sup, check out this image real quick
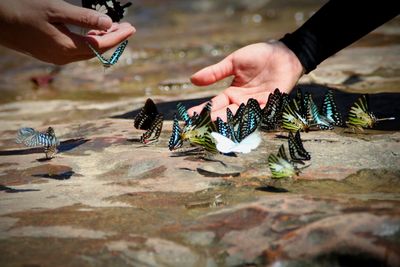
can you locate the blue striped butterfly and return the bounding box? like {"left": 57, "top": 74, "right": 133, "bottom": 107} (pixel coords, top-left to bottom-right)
{"left": 176, "top": 102, "right": 193, "bottom": 127}
{"left": 181, "top": 102, "right": 218, "bottom": 153}
{"left": 82, "top": 0, "right": 132, "bottom": 22}
{"left": 237, "top": 98, "right": 262, "bottom": 141}
{"left": 134, "top": 98, "right": 160, "bottom": 130}
{"left": 346, "top": 95, "right": 395, "bottom": 131}
{"left": 16, "top": 127, "right": 60, "bottom": 159}
{"left": 140, "top": 114, "right": 163, "bottom": 144}
{"left": 211, "top": 130, "right": 261, "bottom": 154}
{"left": 304, "top": 93, "right": 333, "bottom": 130}
{"left": 288, "top": 130, "right": 311, "bottom": 163}
{"left": 321, "top": 89, "right": 343, "bottom": 126}
{"left": 168, "top": 114, "right": 183, "bottom": 151}
{"left": 268, "top": 144, "right": 299, "bottom": 179}
{"left": 215, "top": 117, "right": 232, "bottom": 139}
{"left": 87, "top": 40, "right": 128, "bottom": 68}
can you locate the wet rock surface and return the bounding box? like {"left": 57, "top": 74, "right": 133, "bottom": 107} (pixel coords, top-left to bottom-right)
{"left": 0, "top": 0, "right": 400, "bottom": 266}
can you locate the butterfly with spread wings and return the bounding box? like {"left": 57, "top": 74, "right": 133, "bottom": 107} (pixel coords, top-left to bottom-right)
{"left": 133, "top": 98, "right": 164, "bottom": 144}
{"left": 87, "top": 40, "right": 128, "bottom": 68}
{"left": 16, "top": 127, "right": 60, "bottom": 159}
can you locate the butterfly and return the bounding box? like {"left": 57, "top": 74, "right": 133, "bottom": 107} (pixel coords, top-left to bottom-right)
{"left": 304, "top": 93, "right": 333, "bottom": 130}
{"left": 87, "top": 40, "right": 128, "bottom": 68}
{"left": 268, "top": 144, "right": 299, "bottom": 179}
{"left": 282, "top": 98, "right": 310, "bottom": 132}
{"left": 321, "top": 89, "right": 343, "bottom": 126}
{"left": 176, "top": 102, "right": 193, "bottom": 127}
{"left": 215, "top": 117, "right": 232, "bottom": 139}
{"left": 82, "top": 0, "right": 132, "bottom": 22}
{"left": 288, "top": 130, "right": 311, "bottom": 162}
{"left": 211, "top": 130, "right": 262, "bottom": 154}
{"left": 261, "top": 88, "right": 289, "bottom": 131}
{"left": 181, "top": 102, "right": 218, "bottom": 153}
{"left": 168, "top": 114, "right": 183, "bottom": 151}
{"left": 140, "top": 114, "right": 163, "bottom": 144}
{"left": 346, "top": 95, "right": 395, "bottom": 131}
{"left": 134, "top": 98, "right": 160, "bottom": 130}
{"left": 16, "top": 127, "right": 60, "bottom": 159}
{"left": 236, "top": 98, "right": 262, "bottom": 142}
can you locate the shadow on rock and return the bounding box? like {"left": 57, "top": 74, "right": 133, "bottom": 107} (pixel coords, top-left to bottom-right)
{"left": 0, "top": 184, "right": 40, "bottom": 193}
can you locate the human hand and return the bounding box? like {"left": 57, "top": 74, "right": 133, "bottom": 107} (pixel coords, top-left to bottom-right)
{"left": 0, "top": 0, "right": 135, "bottom": 65}
{"left": 188, "top": 41, "right": 304, "bottom": 121}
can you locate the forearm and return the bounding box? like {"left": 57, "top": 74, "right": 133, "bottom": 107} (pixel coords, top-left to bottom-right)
{"left": 280, "top": 0, "right": 399, "bottom": 73}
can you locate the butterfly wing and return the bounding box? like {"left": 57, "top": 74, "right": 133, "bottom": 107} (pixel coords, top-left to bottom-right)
{"left": 176, "top": 102, "right": 193, "bottom": 127}
{"left": 210, "top": 132, "right": 236, "bottom": 154}
{"left": 134, "top": 98, "right": 160, "bottom": 130}
{"left": 140, "top": 114, "right": 163, "bottom": 144}
{"left": 231, "top": 130, "right": 262, "bottom": 153}
{"left": 288, "top": 131, "right": 311, "bottom": 161}
{"left": 109, "top": 40, "right": 128, "bottom": 65}
{"left": 168, "top": 115, "right": 183, "bottom": 151}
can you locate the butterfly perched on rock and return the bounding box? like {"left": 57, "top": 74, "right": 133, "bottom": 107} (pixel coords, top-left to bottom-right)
{"left": 180, "top": 102, "right": 218, "bottom": 153}
{"left": 168, "top": 114, "right": 183, "bottom": 151}
{"left": 16, "top": 127, "right": 60, "bottom": 159}
{"left": 134, "top": 98, "right": 164, "bottom": 144}
{"left": 288, "top": 130, "right": 310, "bottom": 163}
{"left": 87, "top": 40, "right": 128, "bottom": 68}
{"left": 321, "top": 89, "right": 343, "bottom": 126}
{"left": 261, "top": 88, "right": 289, "bottom": 131}
{"left": 140, "top": 114, "right": 163, "bottom": 144}
{"left": 346, "top": 95, "right": 395, "bottom": 131}
{"left": 268, "top": 144, "right": 299, "bottom": 179}
{"left": 82, "top": 0, "right": 132, "bottom": 22}
{"left": 304, "top": 93, "right": 333, "bottom": 130}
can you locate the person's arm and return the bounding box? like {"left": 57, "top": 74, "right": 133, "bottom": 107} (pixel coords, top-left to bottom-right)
{"left": 280, "top": 0, "right": 400, "bottom": 73}
{"left": 0, "top": 0, "right": 135, "bottom": 65}
{"left": 189, "top": 0, "right": 399, "bottom": 121}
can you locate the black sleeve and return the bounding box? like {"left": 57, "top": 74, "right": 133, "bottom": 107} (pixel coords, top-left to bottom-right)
{"left": 280, "top": 0, "right": 399, "bottom": 74}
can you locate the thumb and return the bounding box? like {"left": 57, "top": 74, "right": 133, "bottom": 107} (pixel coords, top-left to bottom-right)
{"left": 49, "top": 1, "right": 113, "bottom": 31}
{"left": 191, "top": 55, "right": 233, "bottom": 86}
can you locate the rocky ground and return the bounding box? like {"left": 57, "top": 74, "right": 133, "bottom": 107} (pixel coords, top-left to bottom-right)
{"left": 0, "top": 1, "right": 400, "bottom": 266}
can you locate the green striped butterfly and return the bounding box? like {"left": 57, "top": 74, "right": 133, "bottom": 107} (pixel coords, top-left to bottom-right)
{"left": 346, "top": 95, "right": 395, "bottom": 131}
{"left": 268, "top": 144, "right": 298, "bottom": 179}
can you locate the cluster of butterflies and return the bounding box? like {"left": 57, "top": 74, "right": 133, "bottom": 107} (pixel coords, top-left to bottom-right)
{"left": 82, "top": 0, "right": 132, "bottom": 68}
{"left": 15, "top": 127, "right": 60, "bottom": 159}
{"left": 15, "top": 87, "right": 394, "bottom": 178}
{"left": 263, "top": 88, "right": 394, "bottom": 133}
{"left": 133, "top": 88, "right": 395, "bottom": 179}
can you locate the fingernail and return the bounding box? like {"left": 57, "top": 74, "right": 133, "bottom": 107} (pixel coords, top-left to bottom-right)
{"left": 98, "top": 15, "right": 112, "bottom": 30}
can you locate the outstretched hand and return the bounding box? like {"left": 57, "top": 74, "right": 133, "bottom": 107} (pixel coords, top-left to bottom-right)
{"left": 188, "top": 41, "right": 304, "bottom": 121}
{"left": 0, "top": 0, "right": 135, "bottom": 65}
